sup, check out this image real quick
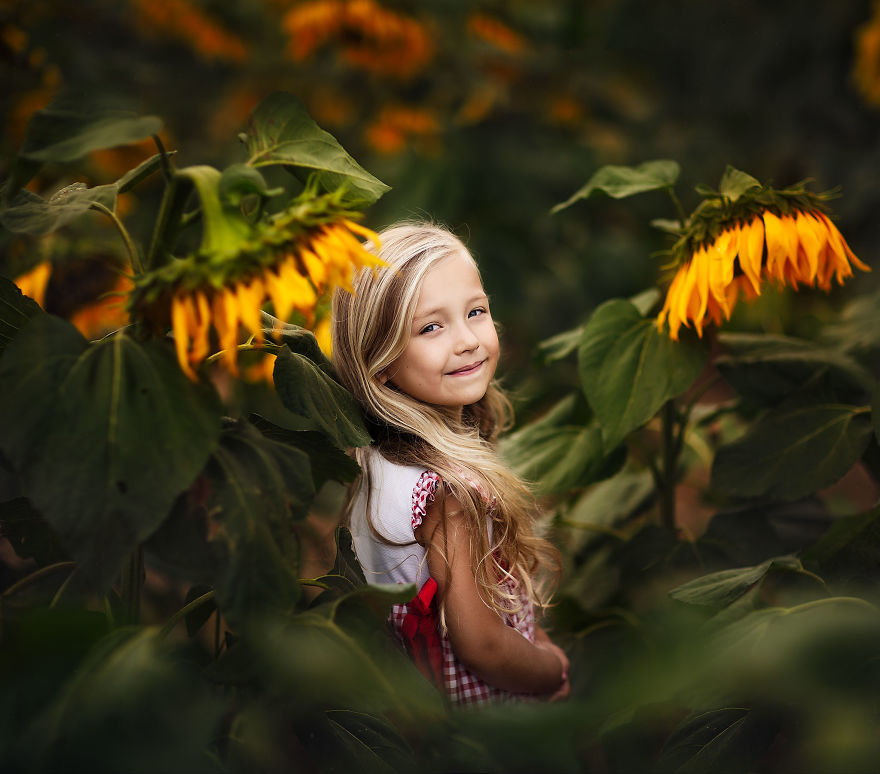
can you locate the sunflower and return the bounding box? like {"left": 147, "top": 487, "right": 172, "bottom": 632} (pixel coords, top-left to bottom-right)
{"left": 13, "top": 260, "right": 52, "bottom": 307}
{"left": 130, "top": 189, "right": 382, "bottom": 380}
{"left": 657, "top": 180, "right": 870, "bottom": 340}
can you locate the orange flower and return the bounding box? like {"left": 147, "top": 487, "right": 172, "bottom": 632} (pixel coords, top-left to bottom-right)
{"left": 365, "top": 106, "right": 441, "bottom": 155}
{"left": 283, "top": 0, "right": 433, "bottom": 79}
{"left": 657, "top": 209, "right": 870, "bottom": 340}
{"left": 467, "top": 12, "right": 527, "bottom": 56}
{"left": 854, "top": 1, "right": 880, "bottom": 105}
{"left": 133, "top": 0, "right": 247, "bottom": 62}
{"left": 13, "top": 261, "right": 52, "bottom": 307}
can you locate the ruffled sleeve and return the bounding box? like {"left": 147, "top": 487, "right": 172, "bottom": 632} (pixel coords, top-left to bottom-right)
{"left": 411, "top": 470, "right": 441, "bottom": 531}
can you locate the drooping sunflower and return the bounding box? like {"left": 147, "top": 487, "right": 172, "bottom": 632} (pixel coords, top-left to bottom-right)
{"left": 657, "top": 174, "right": 870, "bottom": 340}
{"left": 129, "top": 183, "right": 382, "bottom": 380}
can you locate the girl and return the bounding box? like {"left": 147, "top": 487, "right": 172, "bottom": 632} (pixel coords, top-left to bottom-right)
{"left": 332, "top": 222, "right": 569, "bottom": 706}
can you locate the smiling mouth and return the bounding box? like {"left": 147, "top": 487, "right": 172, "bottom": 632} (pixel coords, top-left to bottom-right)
{"left": 447, "top": 360, "right": 484, "bottom": 376}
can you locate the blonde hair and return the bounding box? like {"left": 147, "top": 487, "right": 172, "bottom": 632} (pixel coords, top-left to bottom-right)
{"left": 332, "top": 222, "right": 560, "bottom": 625}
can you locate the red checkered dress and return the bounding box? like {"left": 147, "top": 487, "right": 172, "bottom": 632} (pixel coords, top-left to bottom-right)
{"left": 388, "top": 470, "right": 537, "bottom": 707}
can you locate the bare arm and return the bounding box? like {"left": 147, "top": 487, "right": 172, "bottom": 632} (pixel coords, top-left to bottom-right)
{"left": 415, "top": 494, "right": 567, "bottom": 696}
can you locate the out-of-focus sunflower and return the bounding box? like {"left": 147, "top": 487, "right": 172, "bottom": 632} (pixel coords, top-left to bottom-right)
{"left": 657, "top": 172, "right": 870, "bottom": 340}
{"left": 129, "top": 182, "right": 382, "bottom": 380}
{"left": 854, "top": 1, "right": 880, "bottom": 106}
{"left": 13, "top": 260, "right": 52, "bottom": 307}
{"left": 283, "top": 0, "right": 433, "bottom": 79}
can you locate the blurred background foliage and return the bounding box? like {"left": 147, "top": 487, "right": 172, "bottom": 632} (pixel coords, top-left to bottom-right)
{"left": 4, "top": 1, "right": 880, "bottom": 772}
{"left": 4, "top": 0, "right": 880, "bottom": 388}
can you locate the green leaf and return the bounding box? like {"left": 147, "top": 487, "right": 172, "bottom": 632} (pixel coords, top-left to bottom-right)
{"left": 0, "top": 274, "right": 42, "bottom": 355}
{"left": 327, "top": 710, "right": 418, "bottom": 774}
{"left": 711, "top": 402, "right": 873, "bottom": 500}
{"left": 537, "top": 325, "right": 583, "bottom": 363}
{"left": 23, "top": 629, "right": 221, "bottom": 773}
{"left": 669, "top": 556, "right": 802, "bottom": 608}
{"left": 245, "top": 92, "right": 390, "bottom": 204}
{"left": 1, "top": 183, "right": 119, "bottom": 235}
{"left": 249, "top": 413, "right": 361, "bottom": 488}
{"left": 0, "top": 317, "right": 223, "bottom": 593}
{"left": 7, "top": 97, "right": 162, "bottom": 193}
{"left": 219, "top": 163, "right": 284, "bottom": 207}
{"left": 579, "top": 299, "right": 706, "bottom": 449}
{"left": 204, "top": 419, "right": 313, "bottom": 625}
{"left": 501, "top": 394, "right": 622, "bottom": 495}
{"left": 260, "top": 310, "right": 332, "bottom": 371}
{"left": 658, "top": 707, "right": 777, "bottom": 774}
{"left": 0, "top": 497, "right": 68, "bottom": 566}
{"left": 552, "top": 160, "right": 680, "bottom": 213}
{"left": 183, "top": 584, "right": 217, "bottom": 638}
{"left": 718, "top": 165, "right": 762, "bottom": 202}
{"left": 274, "top": 346, "right": 371, "bottom": 449}
{"left": 716, "top": 332, "right": 874, "bottom": 406}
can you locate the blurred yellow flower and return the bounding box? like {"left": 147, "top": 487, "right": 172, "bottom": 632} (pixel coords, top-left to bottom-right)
{"left": 134, "top": 0, "right": 247, "bottom": 62}
{"left": 13, "top": 261, "right": 51, "bottom": 307}
{"left": 854, "top": 1, "right": 880, "bottom": 105}
{"left": 657, "top": 208, "right": 870, "bottom": 340}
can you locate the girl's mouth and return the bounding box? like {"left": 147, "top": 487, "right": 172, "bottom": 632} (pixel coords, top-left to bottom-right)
{"left": 448, "top": 360, "right": 484, "bottom": 376}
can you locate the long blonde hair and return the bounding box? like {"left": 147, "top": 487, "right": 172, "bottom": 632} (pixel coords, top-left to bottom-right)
{"left": 331, "top": 222, "right": 559, "bottom": 622}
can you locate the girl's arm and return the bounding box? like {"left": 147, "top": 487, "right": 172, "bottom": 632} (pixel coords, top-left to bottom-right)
{"left": 415, "top": 494, "right": 567, "bottom": 696}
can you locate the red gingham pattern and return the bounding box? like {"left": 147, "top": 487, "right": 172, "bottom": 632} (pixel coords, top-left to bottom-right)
{"left": 392, "top": 469, "right": 536, "bottom": 707}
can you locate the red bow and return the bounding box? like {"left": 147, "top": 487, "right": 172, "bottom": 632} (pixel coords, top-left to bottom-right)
{"left": 400, "top": 577, "right": 444, "bottom": 687}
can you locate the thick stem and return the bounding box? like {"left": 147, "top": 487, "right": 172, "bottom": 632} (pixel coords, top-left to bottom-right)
{"left": 119, "top": 546, "right": 144, "bottom": 625}
{"left": 145, "top": 175, "right": 191, "bottom": 271}
{"left": 660, "top": 399, "right": 677, "bottom": 532}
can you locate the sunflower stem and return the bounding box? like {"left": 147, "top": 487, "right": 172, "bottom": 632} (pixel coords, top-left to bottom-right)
{"left": 660, "top": 399, "right": 677, "bottom": 532}
{"left": 89, "top": 201, "right": 143, "bottom": 275}
{"left": 146, "top": 173, "right": 191, "bottom": 272}
{"left": 119, "top": 546, "right": 144, "bottom": 625}
{"left": 667, "top": 188, "right": 688, "bottom": 229}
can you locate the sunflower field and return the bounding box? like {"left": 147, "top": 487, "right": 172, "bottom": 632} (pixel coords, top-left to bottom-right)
{"left": 2, "top": 1, "right": 880, "bottom": 773}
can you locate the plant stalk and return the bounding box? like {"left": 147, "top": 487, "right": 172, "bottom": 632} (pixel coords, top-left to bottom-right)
{"left": 89, "top": 201, "right": 143, "bottom": 274}
{"left": 660, "top": 399, "right": 677, "bottom": 532}
{"left": 120, "top": 546, "right": 144, "bottom": 625}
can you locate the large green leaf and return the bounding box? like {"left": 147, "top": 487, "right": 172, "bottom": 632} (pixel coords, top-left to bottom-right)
{"left": 274, "top": 346, "right": 371, "bottom": 449}
{"left": 326, "top": 710, "right": 419, "bottom": 774}
{"left": 249, "top": 413, "right": 360, "bottom": 489}
{"left": 552, "top": 160, "right": 680, "bottom": 213}
{"left": 579, "top": 299, "right": 706, "bottom": 449}
{"left": 0, "top": 275, "right": 42, "bottom": 355}
{"left": 204, "top": 419, "right": 313, "bottom": 625}
{"left": 669, "top": 556, "right": 802, "bottom": 608}
{"left": 19, "top": 628, "right": 221, "bottom": 774}
{"left": 245, "top": 92, "right": 390, "bottom": 204}
{"left": 0, "top": 316, "right": 223, "bottom": 592}
{"left": 6, "top": 97, "right": 162, "bottom": 194}
{"left": 711, "top": 402, "right": 873, "bottom": 500}
{"left": 500, "top": 395, "right": 623, "bottom": 495}
{"left": 657, "top": 707, "right": 777, "bottom": 774}
{"left": 716, "top": 333, "right": 874, "bottom": 406}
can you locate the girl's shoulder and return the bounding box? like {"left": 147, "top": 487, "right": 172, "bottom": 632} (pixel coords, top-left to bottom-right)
{"left": 357, "top": 446, "right": 441, "bottom": 536}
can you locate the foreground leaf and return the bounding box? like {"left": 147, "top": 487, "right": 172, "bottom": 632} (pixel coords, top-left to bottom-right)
{"left": 245, "top": 92, "right": 390, "bottom": 204}
{"left": 669, "top": 556, "right": 802, "bottom": 608}
{"left": 0, "top": 317, "right": 222, "bottom": 592}
{"left": 1, "top": 184, "right": 119, "bottom": 235}
{"left": 579, "top": 299, "right": 706, "bottom": 449}
{"left": 0, "top": 275, "right": 42, "bottom": 355}
{"left": 711, "top": 402, "right": 873, "bottom": 500}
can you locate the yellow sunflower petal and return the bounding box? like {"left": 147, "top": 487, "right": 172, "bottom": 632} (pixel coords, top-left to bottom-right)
{"left": 708, "top": 229, "right": 736, "bottom": 318}
{"left": 300, "top": 246, "right": 328, "bottom": 289}
{"left": 794, "top": 211, "right": 822, "bottom": 283}
{"left": 737, "top": 217, "right": 764, "bottom": 294}
{"left": 818, "top": 213, "right": 871, "bottom": 274}
{"left": 213, "top": 289, "right": 240, "bottom": 375}
{"left": 662, "top": 266, "right": 687, "bottom": 340}
{"left": 763, "top": 211, "right": 790, "bottom": 284}
{"left": 236, "top": 276, "right": 265, "bottom": 345}
{"left": 278, "top": 258, "right": 318, "bottom": 313}
{"left": 191, "top": 290, "right": 211, "bottom": 363}
{"left": 171, "top": 294, "right": 196, "bottom": 380}
{"left": 341, "top": 218, "right": 381, "bottom": 250}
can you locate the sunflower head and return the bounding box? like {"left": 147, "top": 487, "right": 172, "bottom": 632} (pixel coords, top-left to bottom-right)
{"left": 656, "top": 169, "right": 870, "bottom": 340}
{"left": 128, "top": 182, "right": 382, "bottom": 380}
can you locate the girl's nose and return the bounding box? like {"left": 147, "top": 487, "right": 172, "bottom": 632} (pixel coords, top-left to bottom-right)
{"left": 453, "top": 323, "right": 480, "bottom": 354}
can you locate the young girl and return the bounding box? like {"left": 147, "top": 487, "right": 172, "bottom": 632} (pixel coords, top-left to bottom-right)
{"left": 332, "top": 222, "right": 569, "bottom": 706}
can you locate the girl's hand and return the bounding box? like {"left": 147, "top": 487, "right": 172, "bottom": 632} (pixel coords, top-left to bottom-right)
{"left": 535, "top": 638, "right": 570, "bottom": 702}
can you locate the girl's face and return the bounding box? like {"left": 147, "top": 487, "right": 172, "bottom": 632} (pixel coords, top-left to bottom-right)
{"left": 382, "top": 250, "right": 499, "bottom": 414}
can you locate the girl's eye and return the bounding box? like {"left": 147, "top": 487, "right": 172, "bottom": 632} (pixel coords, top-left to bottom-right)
{"left": 468, "top": 307, "right": 486, "bottom": 318}
{"left": 420, "top": 323, "right": 440, "bottom": 334}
